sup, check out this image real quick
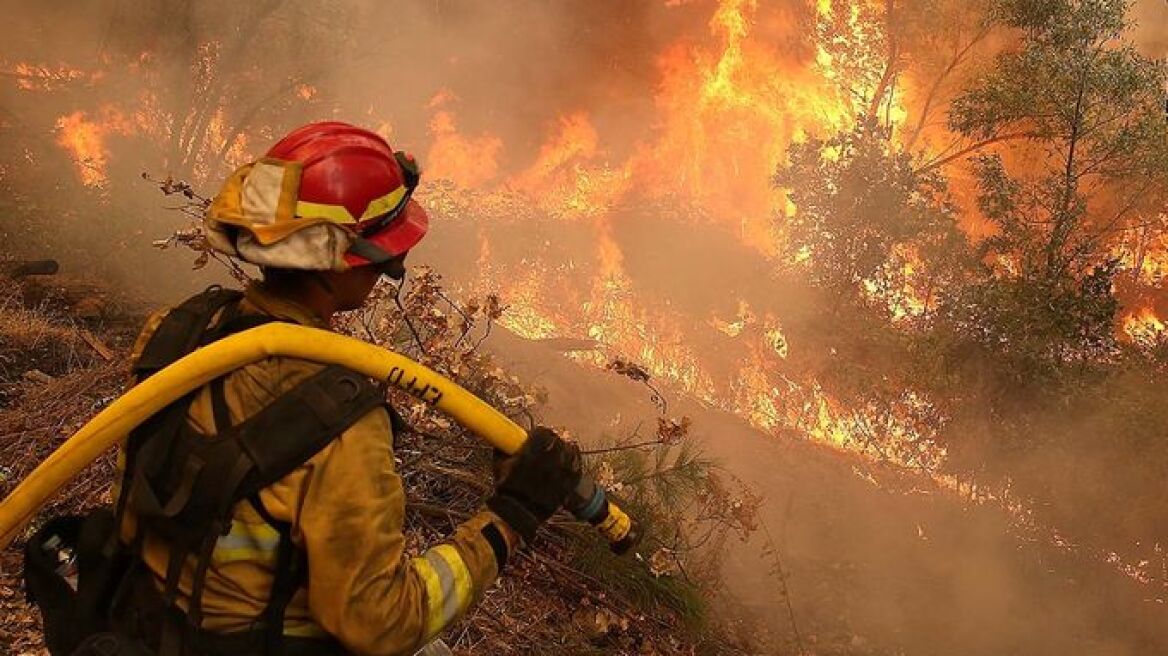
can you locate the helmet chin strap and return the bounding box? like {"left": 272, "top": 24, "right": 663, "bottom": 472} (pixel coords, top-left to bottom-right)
{"left": 380, "top": 258, "right": 406, "bottom": 281}
{"left": 348, "top": 235, "right": 394, "bottom": 264}
{"left": 307, "top": 271, "right": 335, "bottom": 294}
{"left": 348, "top": 236, "right": 406, "bottom": 280}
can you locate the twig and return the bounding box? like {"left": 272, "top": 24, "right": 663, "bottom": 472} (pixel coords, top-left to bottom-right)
{"left": 418, "top": 463, "right": 492, "bottom": 494}
{"left": 77, "top": 329, "right": 114, "bottom": 362}
{"left": 760, "top": 515, "right": 804, "bottom": 653}
{"left": 472, "top": 319, "right": 494, "bottom": 352}
{"left": 406, "top": 502, "right": 472, "bottom": 523}
{"left": 582, "top": 439, "right": 662, "bottom": 456}
{"left": 393, "top": 278, "right": 428, "bottom": 356}
{"left": 434, "top": 288, "right": 475, "bottom": 349}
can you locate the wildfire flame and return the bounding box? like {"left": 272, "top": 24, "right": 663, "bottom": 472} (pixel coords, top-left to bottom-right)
{"left": 55, "top": 107, "right": 135, "bottom": 187}
{"left": 1124, "top": 308, "right": 1166, "bottom": 348}
{"left": 27, "top": 0, "right": 944, "bottom": 470}
{"left": 432, "top": 0, "right": 934, "bottom": 467}
{"left": 425, "top": 92, "right": 503, "bottom": 188}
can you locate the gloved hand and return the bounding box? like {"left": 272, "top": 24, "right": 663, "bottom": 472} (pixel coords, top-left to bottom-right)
{"left": 486, "top": 427, "right": 583, "bottom": 544}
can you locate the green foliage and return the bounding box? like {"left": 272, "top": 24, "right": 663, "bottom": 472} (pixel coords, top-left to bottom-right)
{"left": 920, "top": 261, "right": 1120, "bottom": 456}
{"left": 950, "top": 0, "right": 1168, "bottom": 284}
{"left": 775, "top": 116, "right": 961, "bottom": 308}
{"left": 937, "top": 152, "right": 1124, "bottom": 375}
{"left": 773, "top": 0, "right": 1168, "bottom": 569}
{"left": 571, "top": 437, "right": 758, "bottom": 630}
{"left": 925, "top": 0, "right": 1162, "bottom": 387}
{"left": 988, "top": 0, "right": 1129, "bottom": 44}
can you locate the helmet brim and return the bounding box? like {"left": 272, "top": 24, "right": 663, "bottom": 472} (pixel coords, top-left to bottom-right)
{"left": 344, "top": 199, "right": 430, "bottom": 267}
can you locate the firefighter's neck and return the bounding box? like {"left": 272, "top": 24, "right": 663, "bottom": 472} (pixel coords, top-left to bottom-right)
{"left": 263, "top": 273, "right": 338, "bottom": 323}
{"left": 265, "top": 268, "right": 381, "bottom": 322}
{"left": 298, "top": 274, "right": 341, "bottom": 322}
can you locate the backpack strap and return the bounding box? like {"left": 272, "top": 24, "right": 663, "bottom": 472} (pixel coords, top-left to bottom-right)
{"left": 247, "top": 494, "right": 305, "bottom": 656}
{"left": 115, "top": 286, "right": 246, "bottom": 530}
{"left": 232, "top": 365, "right": 385, "bottom": 495}
{"left": 129, "top": 364, "right": 385, "bottom": 652}
{"left": 195, "top": 364, "right": 384, "bottom": 653}
{"left": 133, "top": 287, "right": 244, "bottom": 380}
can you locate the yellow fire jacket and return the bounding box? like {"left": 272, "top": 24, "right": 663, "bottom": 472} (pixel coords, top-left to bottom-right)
{"left": 118, "top": 282, "right": 519, "bottom": 655}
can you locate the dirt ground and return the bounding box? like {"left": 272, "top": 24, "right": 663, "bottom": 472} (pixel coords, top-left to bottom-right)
{"left": 487, "top": 330, "right": 1168, "bottom": 656}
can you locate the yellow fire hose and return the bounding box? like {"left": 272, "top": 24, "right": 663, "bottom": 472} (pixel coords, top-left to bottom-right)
{"left": 0, "top": 323, "right": 637, "bottom": 552}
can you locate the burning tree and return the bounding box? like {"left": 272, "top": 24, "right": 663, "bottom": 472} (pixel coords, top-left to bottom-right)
{"left": 771, "top": 0, "right": 1168, "bottom": 594}
{"left": 944, "top": 0, "right": 1168, "bottom": 364}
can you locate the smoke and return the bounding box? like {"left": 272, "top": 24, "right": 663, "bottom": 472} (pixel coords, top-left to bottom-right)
{"left": 0, "top": 0, "right": 737, "bottom": 297}
{"left": 1133, "top": 0, "right": 1168, "bottom": 56}
{"left": 289, "top": 1, "right": 711, "bottom": 169}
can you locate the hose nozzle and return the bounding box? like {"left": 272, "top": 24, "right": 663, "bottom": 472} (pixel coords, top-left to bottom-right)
{"left": 567, "top": 477, "right": 640, "bottom": 555}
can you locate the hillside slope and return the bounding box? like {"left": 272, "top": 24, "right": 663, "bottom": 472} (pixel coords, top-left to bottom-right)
{"left": 486, "top": 329, "right": 1168, "bottom": 655}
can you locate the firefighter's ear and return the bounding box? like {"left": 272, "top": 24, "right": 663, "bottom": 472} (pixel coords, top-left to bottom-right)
{"left": 325, "top": 266, "right": 382, "bottom": 311}
{"left": 377, "top": 253, "right": 408, "bottom": 281}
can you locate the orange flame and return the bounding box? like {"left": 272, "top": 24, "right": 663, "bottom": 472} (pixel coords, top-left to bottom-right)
{"left": 55, "top": 107, "right": 135, "bottom": 187}
{"left": 296, "top": 83, "right": 317, "bottom": 100}
{"left": 1124, "top": 308, "right": 1166, "bottom": 348}
{"left": 425, "top": 92, "right": 503, "bottom": 188}
{"left": 30, "top": 1, "right": 944, "bottom": 472}
{"left": 449, "top": 0, "right": 938, "bottom": 467}
{"left": 628, "top": 0, "right": 851, "bottom": 255}
{"left": 516, "top": 113, "right": 631, "bottom": 220}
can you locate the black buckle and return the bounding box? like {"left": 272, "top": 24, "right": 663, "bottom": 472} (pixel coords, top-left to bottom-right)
{"left": 356, "top": 151, "right": 420, "bottom": 238}
{"left": 395, "top": 150, "right": 420, "bottom": 190}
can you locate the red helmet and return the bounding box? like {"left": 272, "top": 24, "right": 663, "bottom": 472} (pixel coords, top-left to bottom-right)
{"left": 267, "top": 121, "right": 429, "bottom": 267}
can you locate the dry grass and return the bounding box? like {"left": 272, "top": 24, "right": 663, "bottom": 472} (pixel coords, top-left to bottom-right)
{"left": 0, "top": 279, "right": 104, "bottom": 390}
{"left": 0, "top": 362, "right": 125, "bottom": 656}
{"left": 0, "top": 277, "right": 126, "bottom": 656}
{"left": 0, "top": 364, "right": 124, "bottom": 514}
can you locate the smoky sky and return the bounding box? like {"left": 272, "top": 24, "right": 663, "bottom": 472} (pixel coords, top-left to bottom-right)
{"left": 1134, "top": 0, "right": 1168, "bottom": 56}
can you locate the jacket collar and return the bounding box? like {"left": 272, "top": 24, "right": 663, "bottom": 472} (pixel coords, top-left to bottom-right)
{"left": 242, "top": 281, "right": 330, "bottom": 329}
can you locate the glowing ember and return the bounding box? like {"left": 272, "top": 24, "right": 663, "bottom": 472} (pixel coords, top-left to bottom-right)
{"left": 764, "top": 320, "right": 788, "bottom": 358}
{"left": 712, "top": 300, "right": 756, "bottom": 337}
{"left": 1124, "top": 308, "right": 1166, "bottom": 348}
{"left": 6, "top": 61, "right": 91, "bottom": 91}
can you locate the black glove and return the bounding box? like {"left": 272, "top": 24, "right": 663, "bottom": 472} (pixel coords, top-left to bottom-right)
{"left": 487, "top": 427, "right": 583, "bottom": 543}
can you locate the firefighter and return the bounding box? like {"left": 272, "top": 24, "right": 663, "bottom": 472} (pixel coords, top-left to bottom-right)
{"left": 101, "top": 122, "right": 583, "bottom": 655}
